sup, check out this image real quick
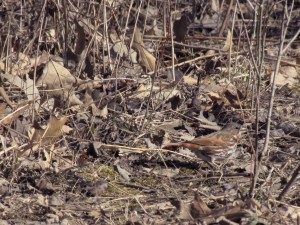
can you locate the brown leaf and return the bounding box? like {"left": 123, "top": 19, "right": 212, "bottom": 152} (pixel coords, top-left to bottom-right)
{"left": 270, "top": 66, "right": 298, "bottom": 87}
{"left": 31, "top": 116, "right": 69, "bottom": 146}
{"left": 0, "top": 103, "right": 7, "bottom": 119}
{"left": 37, "top": 60, "right": 83, "bottom": 106}
{"left": 0, "top": 52, "right": 31, "bottom": 75}
{"left": 183, "top": 76, "right": 198, "bottom": 85}
{"left": 0, "top": 52, "right": 49, "bottom": 76}
{"left": 0, "top": 102, "right": 31, "bottom": 126}
{"left": 132, "top": 28, "right": 156, "bottom": 73}
{"left": 0, "top": 74, "right": 40, "bottom": 110}
{"left": 221, "top": 29, "right": 233, "bottom": 52}
{"left": 190, "top": 192, "right": 211, "bottom": 218}
{"left": 0, "top": 87, "right": 13, "bottom": 109}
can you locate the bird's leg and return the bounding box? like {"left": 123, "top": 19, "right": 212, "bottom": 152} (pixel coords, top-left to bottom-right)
{"left": 194, "top": 151, "right": 216, "bottom": 169}
{"left": 216, "top": 159, "right": 232, "bottom": 183}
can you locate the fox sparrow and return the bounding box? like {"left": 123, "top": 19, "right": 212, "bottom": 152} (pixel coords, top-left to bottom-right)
{"left": 163, "top": 123, "right": 242, "bottom": 163}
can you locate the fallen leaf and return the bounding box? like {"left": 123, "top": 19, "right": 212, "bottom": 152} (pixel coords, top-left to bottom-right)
{"left": 0, "top": 103, "right": 7, "bottom": 119}
{"left": 0, "top": 102, "right": 31, "bottom": 126}
{"left": 99, "top": 104, "right": 108, "bottom": 118}
{"left": 19, "top": 158, "right": 51, "bottom": 170}
{"left": 183, "top": 76, "right": 198, "bottom": 85}
{"left": 1, "top": 74, "right": 40, "bottom": 110}
{"left": 221, "top": 29, "right": 233, "bottom": 52}
{"left": 37, "top": 60, "right": 83, "bottom": 106}
{"left": 31, "top": 116, "right": 69, "bottom": 146}
{"left": 0, "top": 52, "right": 31, "bottom": 76}
{"left": 153, "top": 88, "right": 181, "bottom": 103}
{"left": 151, "top": 167, "right": 180, "bottom": 177}
{"left": 132, "top": 28, "right": 156, "bottom": 72}
{"left": 270, "top": 66, "right": 298, "bottom": 87}
{"left": 190, "top": 192, "right": 211, "bottom": 218}
{"left": 0, "top": 51, "right": 49, "bottom": 76}
{"left": 131, "top": 83, "right": 159, "bottom": 99}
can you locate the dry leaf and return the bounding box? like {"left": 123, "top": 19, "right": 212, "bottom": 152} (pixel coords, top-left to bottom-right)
{"left": 31, "top": 116, "right": 69, "bottom": 146}
{"left": 84, "top": 91, "right": 103, "bottom": 116}
{"left": 37, "top": 60, "right": 83, "bottom": 106}
{"left": 202, "top": 13, "right": 219, "bottom": 30}
{"left": 0, "top": 52, "right": 31, "bottom": 76}
{"left": 1, "top": 74, "right": 40, "bottom": 110}
{"left": 278, "top": 204, "right": 300, "bottom": 220}
{"left": 144, "top": 19, "right": 163, "bottom": 36}
{"left": 183, "top": 76, "right": 198, "bottom": 85}
{"left": 207, "top": 91, "right": 222, "bottom": 101}
{"left": 132, "top": 28, "right": 156, "bottom": 72}
{"left": 45, "top": 29, "right": 57, "bottom": 43}
{"left": 221, "top": 29, "right": 233, "bottom": 51}
{"left": 270, "top": 66, "right": 298, "bottom": 87}
{"left": 89, "top": 180, "right": 109, "bottom": 197}
{"left": 62, "top": 125, "right": 73, "bottom": 134}
{"left": 151, "top": 168, "right": 180, "bottom": 177}
{"left": 113, "top": 42, "right": 128, "bottom": 57}
{"left": 19, "top": 158, "right": 51, "bottom": 170}
{"left": 190, "top": 192, "right": 211, "bottom": 218}
{"left": 153, "top": 89, "right": 181, "bottom": 103}
{"left": 178, "top": 201, "right": 193, "bottom": 220}
{"left": 99, "top": 105, "right": 108, "bottom": 118}
{"left": 24, "top": 75, "right": 40, "bottom": 110}
{"left": 0, "top": 51, "right": 49, "bottom": 76}
{"left": 46, "top": 144, "right": 55, "bottom": 163}
{"left": 131, "top": 83, "right": 160, "bottom": 99}
{"left": 205, "top": 50, "right": 216, "bottom": 56}
{"left": 159, "top": 119, "right": 183, "bottom": 135}
{"left": 0, "top": 87, "right": 13, "bottom": 108}
{"left": 114, "top": 160, "right": 131, "bottom": 182}
{"left": 211, "top": 0, "right": 220, "bottom": 11}
{"left": 111, "top": 31, "right": 128, "bottom": 57}
{"left": 0, "top": 103, "right": 7, "bottom": 119}
{"left": 0, "top": 102, "right": 31, "bottom": 126}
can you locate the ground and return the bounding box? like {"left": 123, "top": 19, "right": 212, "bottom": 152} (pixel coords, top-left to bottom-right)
{"left": 0, "top": 0, "right": 300, "bottom": 224}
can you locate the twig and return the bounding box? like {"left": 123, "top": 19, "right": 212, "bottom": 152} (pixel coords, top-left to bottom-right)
{"left": 218, "top": 0, "right": 234, "bottom": 37}
{"left": 249, "top": 0, "right": 265, "bottom": 198}
{"left": 0, "top": 86, "right": 14, "bottom": 108}
{"left": 277, "top": 163, "right": 300, "bottom": 201}
{"left": 250, "top": 0, "right": 295, "bottom": 197}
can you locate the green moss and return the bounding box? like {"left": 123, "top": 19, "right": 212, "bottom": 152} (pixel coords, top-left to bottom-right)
{"left": 181, "top": 167, "right": 197, "bottom": 175}
{"left": 106, "top": 182, "right": 139, "bottom": 195}
{"left": 76, "top": 165, "right": 118, "bottom": 182}
{"left": 138, "top": 174, "right": 163, "bottom": 187}
{"left": 76, "top": 164, "right": 142, "bottom": 196}
{"left": 96, "top": 165, "right": 118, "bottom": 178}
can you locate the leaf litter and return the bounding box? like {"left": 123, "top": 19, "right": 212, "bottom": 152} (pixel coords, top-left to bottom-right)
{"left": 0, "top": 0, "right": 300, "bottom": 224}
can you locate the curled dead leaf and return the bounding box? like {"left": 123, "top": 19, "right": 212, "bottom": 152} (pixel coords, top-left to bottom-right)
{"left": 221, "top": 29, "right": 233, "bottom": 52}
{"left": 132, "top": 28, "right": 156, "bottom": 73}
{"left": 190, "top": 192, "right": 211, "bottom": 218}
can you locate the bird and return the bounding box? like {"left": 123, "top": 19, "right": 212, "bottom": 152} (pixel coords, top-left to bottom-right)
{"left": 163, "top": 123, "right": 242, "bottom": 165}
